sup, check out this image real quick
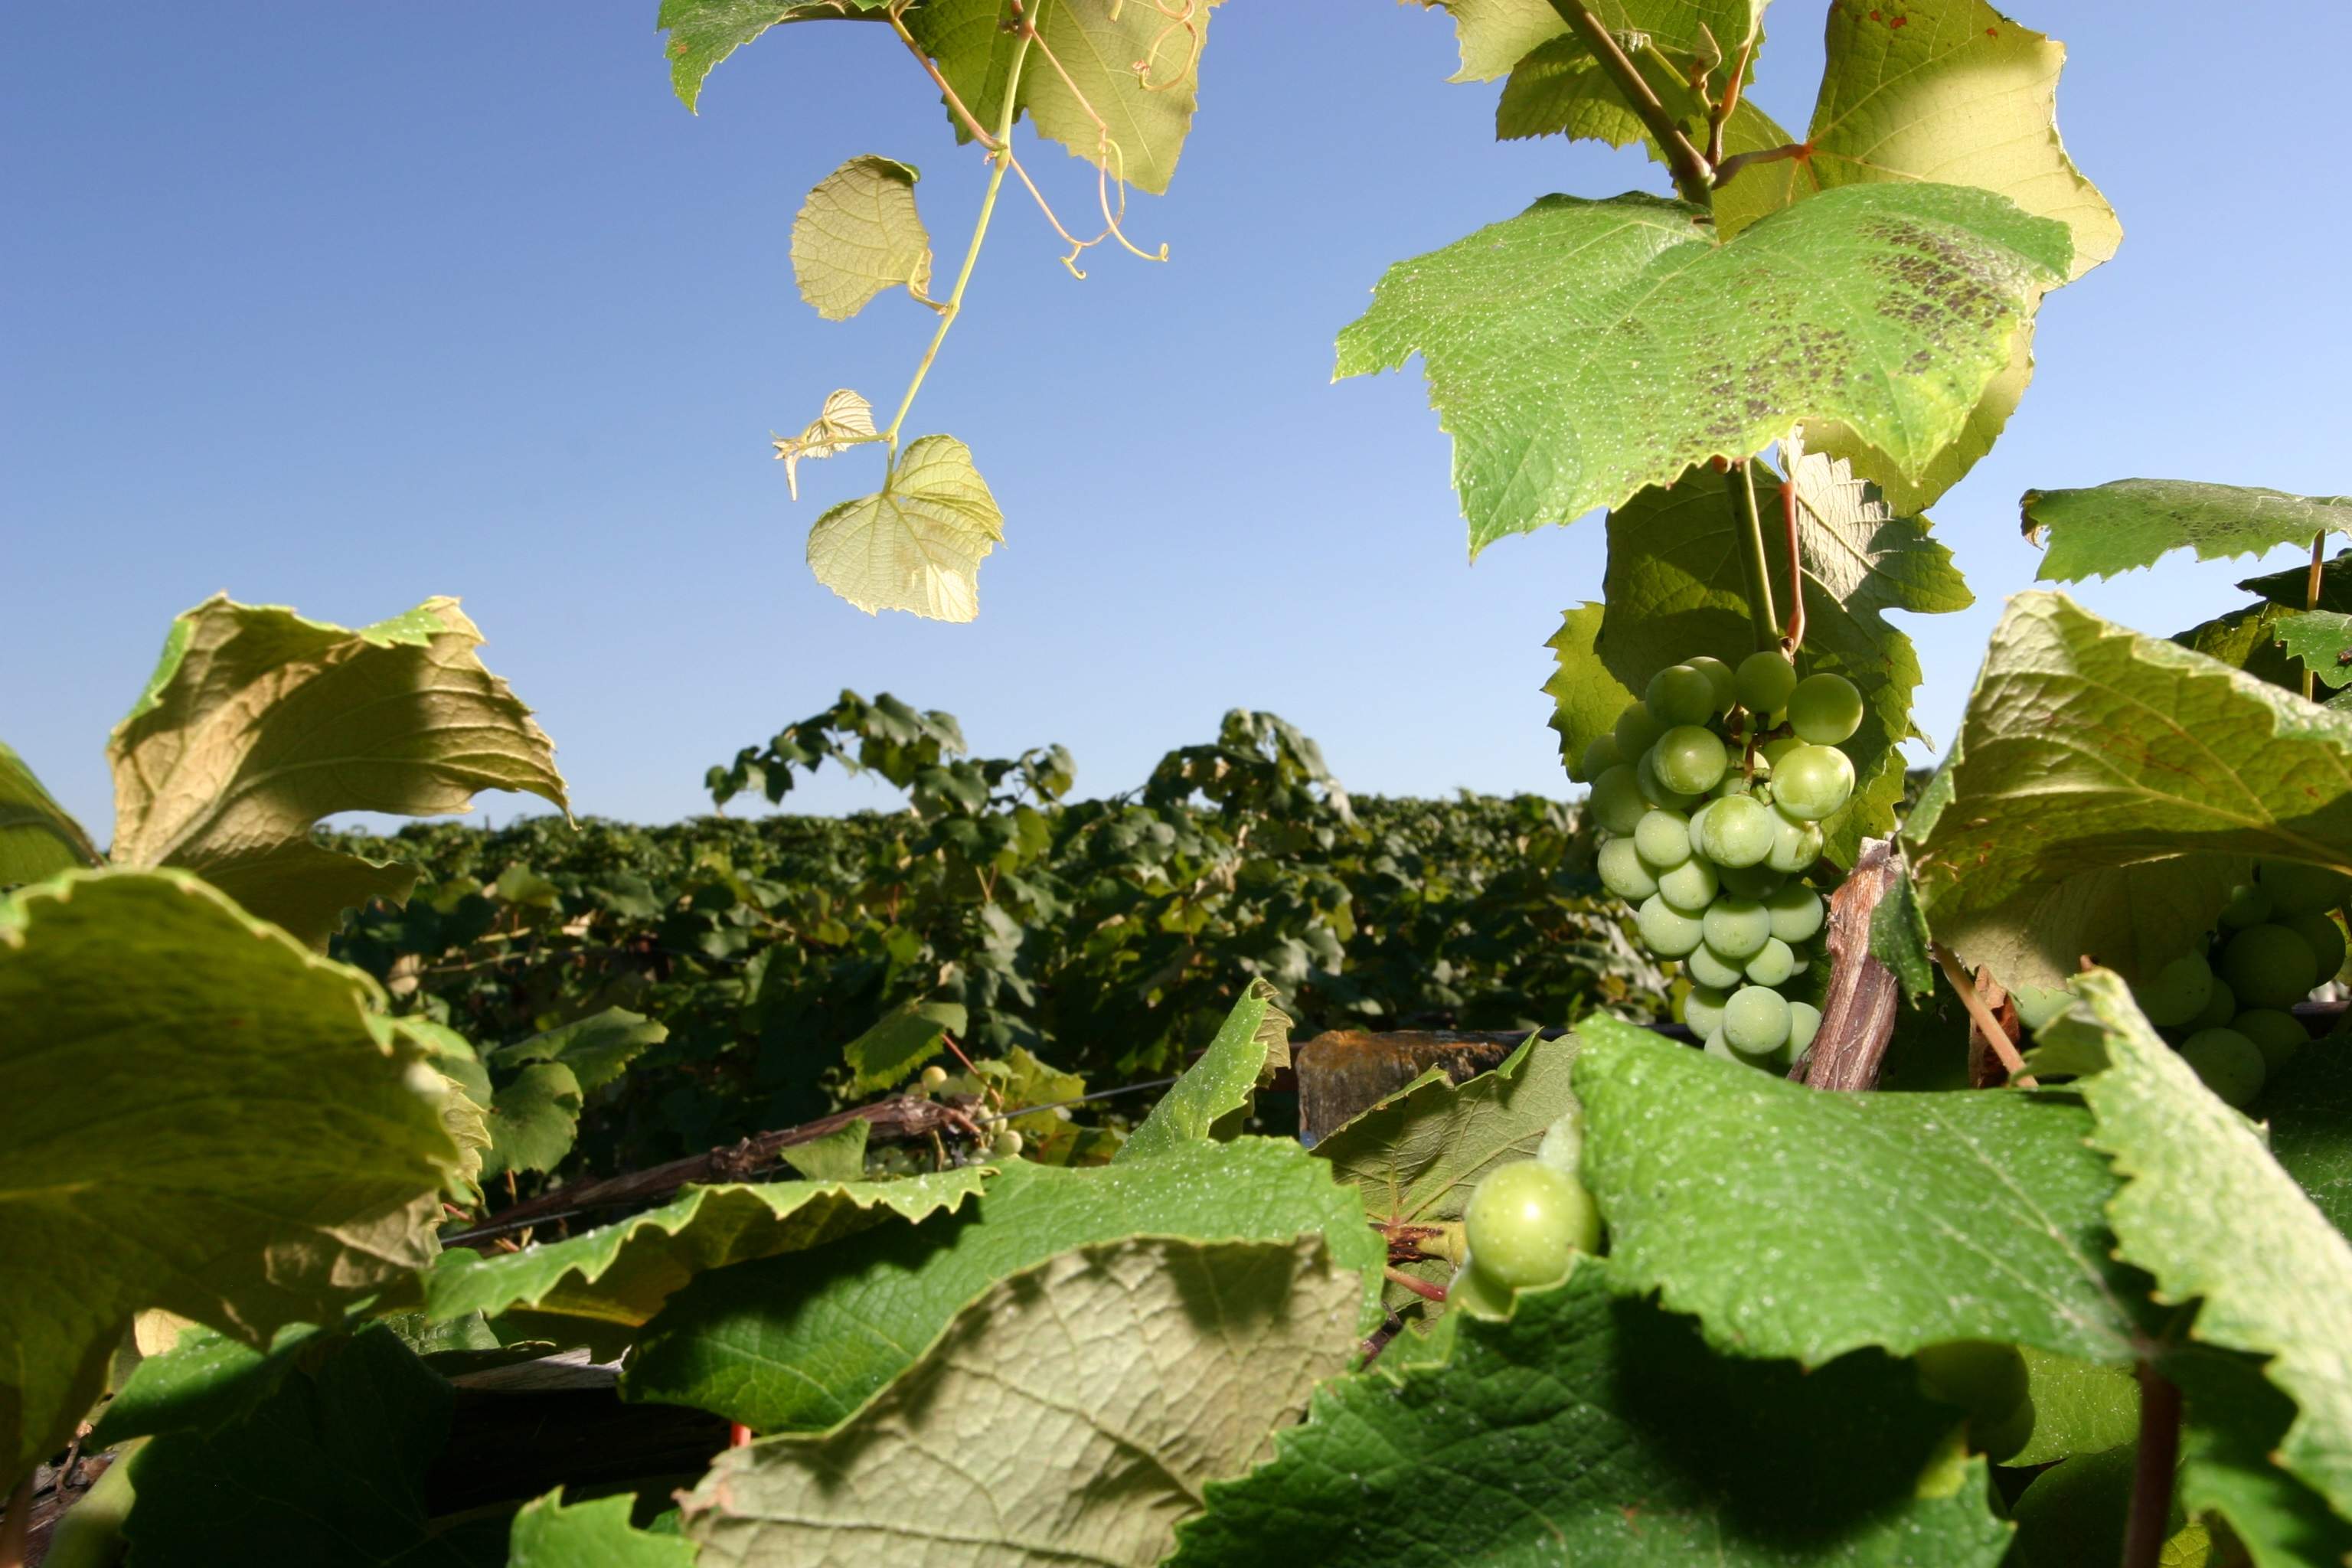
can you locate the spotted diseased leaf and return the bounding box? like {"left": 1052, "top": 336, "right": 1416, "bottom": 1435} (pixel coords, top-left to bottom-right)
{"left": 791, "top": 155, "right": 933, "bottom": 322}
{"left": 1116, "top": 977, "right": 1289, "bottom": 1161}
{"left": 1337, "top": 183, "right": 2069, "bottom": 556}
{"left": 805, "top": 434, "right": 1002, "bottom": 622}
{"left": 106, "top": 596, "right": 567, "bottom": 946}
{"left": 2024, "top": 479, "right": 2352, "bottom": 583}
{"left": 2278, "top": 609, "right": 2352, "bottom": 691}
{"left": 0, "top": 742, "right": 101, "bottom": 887}
{"left": 772, "top": 388, "right": 876, "bottom": 501}
{"left": 658, "top": 0, "right": 893, "bottom": 113}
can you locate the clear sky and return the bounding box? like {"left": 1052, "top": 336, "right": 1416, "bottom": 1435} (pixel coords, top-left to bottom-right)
{"left": 8, "top": 3, "right": 2349, "bottom": 837}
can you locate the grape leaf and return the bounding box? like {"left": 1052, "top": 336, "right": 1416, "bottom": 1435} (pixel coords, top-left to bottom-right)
{"left": 658, "top": 0, "right": 893, "bottom": 113}
{"left": 1907, "top": 593, "right": 2352, "bottom": 991}
{"left": 805, "top": 434, "right": 1002, "bottom": 622}
{"left": 1869, "top": 852, "right": 1939, "bottom": 1002}
{"left": 509, "top": 1488, "right": 701, "bottom": 1567}
{"left": 1494, "top": 33, "right": 1711, "bottom": 148}
{"left": 481, "top": 1061, "right": 585, "bottom": 1179}
{"left": 2054, "top": 970, "right": 2352, "bottom": 1524}
{"left": 1583, "top": 447, "right": 1972, "bottom": 864}
{"left": 2174, "top": 599, "right": 2302, "bottom": 694}
{"left": 838, "top": 996, "right": 963, "bottom": 1093}
{"left": 2266, "top": 1045, "right": 2352, "bottom": 1237}
{"left": 776, "top": 1117, "right": 867, "bottom": 1183}
{"left": 791, "top": 155, "right": 933, "bottom": 322}
{"left": 2243, "top": 549, "right": 2352, "bottom": 613}
{"left": 88, "top": 1321, "right": 326, "bottom": 1447}
{"left": 2006, "top": 1348, "right": 2140, "bottom": 1468}
{"left": 1171, "top": 1262, "right": 2011, "bottom": 1567}
{"left": 2004, "top": 1446, "right": 2135, "bottom": 1568}
{"left": 1336, "top": 183, "right": 2069, "bottom": 556}
{"left": 488, "top": 1007, "right": 668, "bottom": 1094}
{"left": 1574, "top": 1016, "right": 2144, "bottom": 1366}
{"left": 1542, "top": 602, "right": 1638, "bottom": 775}
{"left": 908, "top": 0, "right": 1223, "bottom": 196}
{"left": 2023, "top": 479, "right": 2352, "bottom": 583}
{"left": 2278, "top": 609, "right": 2352, "bottom": 691}
{"left": 0, "top": 741, "right": 101, "bottom": 887}
{"left": 771, "top": 387, "right": 875, "bottom": 501}
{"left": 2168, "top": 1347, "right": 2352, "bottom": 1568}
{"left": 625, "top": 1137, "right": 1383, "bottom": 1431}
{"left": 677, "top": 1236, "right": 1359, "bottom": 1568}
{"left": 106, "top": 596, "right": 567, "bottom": 946}
{"left": 1117, "top": 977, "right": 1290, "bottom": 1160}
{"left": 0, "top": 870, "right": 456, "bottom": 1482}
{"left": 1409, "top": 0, "right": 1759, "bottom": 85}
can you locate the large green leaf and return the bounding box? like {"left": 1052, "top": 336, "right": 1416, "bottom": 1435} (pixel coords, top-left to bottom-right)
{"left": 2169, "top": 1348, "right": 2352, "bottom": 1568}
{"left": 625, "top": 1138, "right": 1383, "bottom": 1430}
{"left": 0, "top": 870, "right": 456, "bottom": 1482}
{"left": 790, "top": 155, "right": 933, "bottom": 322}
{"left": 487, "top": 1007, "right": 668, "bottom": 1094}
{"left": 106, "top": 596, "right": 567, "bottom": 946}
{"left": 509, "top": 1488, "right": 701, "bottom": 1566}
{"left": 1336, "top": 183, "right": 2069, "bottom": 554}
{"left": 421, "top": 1171, "right": 983, "bottom": 1357}
{"left": 2053, "top": 971, "right": 2352, "bottom": 1524}
{"left": 908, "top": 0, "right": 1224, "bottom": 196}
{"left": 2277, "top": 609, "right": 2352, "bottom": 691}
{"left": 1908, "top": 593, "right": 2352, "bottom": 991}
{"left": 838, "top": 996, "right": 964, "bottom": 1094}
{"left": 677, "top": 1236, "right": 1359, "bottom": 1568}
{"left": 0, "top": 741, "right": 102, "bottom": 886}
{"left": 1571, "top": 447, "right": 1971, "bottom": 864}
{"left": 1171, "top": 1262, "right": 2011, "bottom": 1566}
{"left": 1574, "top": 1016, "right": 2143, "bottom": 1365}
{"left": 2243, "top": 549, "right": 2352, "bottom": 613}
{"left": 2005, "top": 1348, "right": 2140, "bottom": 1468}
{"left": 2023, "top": 479, "right": 2352, "bottom": 583}
{"left": 480, "top": 1061, "right": 585, "bottom": 1178}
{"left": 87, "top": 1319, "right": 326, "bottom": 1447}
{"left": 658, "top": 0, "right": 893, "bottom": 112}
{"left": 2267, "top": 1046, "right": 2352, "bottom": 1236}
{"left": 1116, "top": 976, "right": 1289, "bottom": 1161}
{"left": 805, "top": 434, "right": 1002, "bottom": 622}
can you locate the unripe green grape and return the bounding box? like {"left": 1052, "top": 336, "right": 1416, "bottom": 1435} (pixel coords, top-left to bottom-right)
{"left": 1916, "top": 1341, "right": 2030, "bottom": 1430}
{"left": 1745, "top": 936, "right": 1798, "bottom": 987}
{"left": 1684, "top": 798, "right": 1716, "bottom": 854}
{"left": 1684, "top": 655, "right": 1738, "bottom": 714}
{"left": 1698, "top": 792, "right": 1775, "bottom": 867}
{"left": 2218, "top": 881, "right": 2274, "bottom": 930}
{"left": 2178, "top": 1027, "right": 2265, "bottom": 1108}
{"left": 1736, "top": 650, "right": 1798, "bottom": 715}
{"left": 1766, "top": 812, "right": 1823, "bottom": 874}
{"left": 1760, "top": 735, "right": 1802, "bottom": 768}
{"left": 1702, "top": 897, "right": 1771, "bottom": 960}
{"left": 1597, "top": 837, "right": 1660, "bottom": 902}
{"left": 1684, "top": 942, "right": 1746, "bottom": 990}
{"left": 1788, "top": 671, "right": 1864, "bottom": 745}
{"left": 2222, "top": 923, "right": 2321, "bottom": 1010}
{"left": 1655, "top": 856, "right": 1719, "bottom": 913}
{"left": 1613, "top": 704, "right": 1665, "bottom": 759}
{"left": 991, "top": 1127, "right": 1026, "bottom": 1158}
{"left": 1637, "top": 894, "right": 1706, "bottom": 957}
{"left": 920, "top": 1063, "right": 949, "bottom": 1090}
{"left": 1788, "top": 1000, "right": 1823, "bottom": 1056}
{"left": 2189, "top": 976, "right": 2237, "bottom": 1031}
{"left": 1681, "top": 984, "right": 1730, "bottom": 1039}
{"left": 1770, "top": 745, "right": 1855, "bottom": 822}
{"left": 1703, "top": 1027, "right": 1735, "bottom": 1061}
{"left": 1718, "top": 861, "right": 1785, "bottom": 900}
{"left": 1723, "top": 985, "right": 1792, "bottom": 1054}
{"left": 1787, "top": 945, "right": 1814, "bottom": 976}
{"left": 1446, "top": 1256, "right": 1518, "bottom": 1319}
{"left": 1654, "top": 725, "right": 1730, "bottom": 795}
{"left": 1765, "top": 884, "right": 1824, "bottom": 945}
{"left": 1710, "top": 770, "right": 1757, "bottom": 799}
{"left": 1636, "top": 746, "right": 1703, "bottom": 810}
{"left": 1646, "top": 663, "right": 1719, "bottom": 727}
{"left": 2258, "top": 857, "right": 2352, "bottom": 916}
{"left": 1589, "top": 765, "right": 1648, "bottom": 836}
{"left": 1576, "top": 733, "right": 1622, "bottom": 784}
{"left": 1634, "top": 808, "right": 1692, "bottom": 869}
{"left": 1462, "top": 1159, "right": 1599, "bottom": 1287}
{"left": 2285, "top": 910, "right": 2347, "bottom": 982}
{"left": 2133, "top": 952, "right": 2214, "bottom": 1028}
{"left": 2232, "top": 1008, "right": 2307, "bottom": 1073}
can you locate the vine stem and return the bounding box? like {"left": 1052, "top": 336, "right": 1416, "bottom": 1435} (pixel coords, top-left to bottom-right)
{"left": 0, "top": 1473, "right": 28, "bottom": 1568}
{"left": 881, "top": 8, "right": 1038, "bottom": 452}
{"left": 1933, "top": 944, "right": 2037, "bottom": 1087}
{"left": 1384, "top": 1267, "right": 1448, "bottom": 1304}
{"left": 1548, "top": 0, "right": 1713, "bottom": 205}
{"left": 2121, "top": 1366, "right": 2184, "bottom": 1568}
{"left": 1721, "top": 459, "right": 1779, "bottom": 652}
{"left": 2305, "top": 531, "right": 2325, "bottom": 701}
{"left": 1780, "top": 466, "right": 1807, "bottom": 652}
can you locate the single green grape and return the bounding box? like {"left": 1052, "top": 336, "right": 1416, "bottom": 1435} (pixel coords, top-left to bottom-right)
{"left": 2285, "top": 910, "right": 2347, "bottom": 982}
{"left": 1589, "top": 764, "right": 1648, "bottom": 836}
{"left": 1766, "top": 812, "right": 1823, "bottom": 874}
{"left": 1597, "top": 837, "right": 1660, "bottom": 902}
{"left": 1462, "top": 1159, "right": 1600, "bottom": 1287}
{"left": 1717, "top": 861, "right": 1785, "bottom": 900}
{"left": 1646, "top": 664, "right": 1719, "bottom": 727}
{"left": 1699, "top": 793, "right": 1775, "bottom": 867}
{"left": 2132, "top": 952, "right": 2214, "bottom": 1028}
{"left": 1723, "top": 985, "right": 1792, "bottom": 1054}
{"left": 1759, "top": 735, "right": 1802, "bottom": 770}
{"left": 1769, "top": 745, "right": 1854, "bottom": 822}
{"left": 920, "top": 1063, "right": 950, "bottom": 1090}
{"left": 2258, "top": 857, "right": 2352, "bottom": 916}
{"left": 2189, "top": 975, "right": 2237, "bottom": 1031}
{"left": 1633, "top": 808, "right": 1692, "bottom": 869}
{"left": 1684, "top": 799, "right": 1717, "bottom": 854}
{"left": 1915, "top": 1341, "right": 2030, "bottom": 1429}
{"left": 1788, "top": 999, "right": 1823, "bottom": 1056}
{"left": 1745, "top": 936, "right": 1798, "bottom": 987}
{"left": 1637, "top": 894, "right": 1706, "bottom": 957}
{"left": 1446, "top": 1256, "right": 1519, "bottom": 1319}
{"left": 2218, "top": 881, "right": 2274, "bottom": 930}
{"left": 2178, "top": 1027, "right": 2265, "bottom": 1108}
{"left": 1614, "top": 704, "right": 1666, "bottom": 759}
{"left": 1736, "top": 650, "right": 1798, "bottom": 715}
{"left": 1685, "top": 942, "right": 1746, "bottom": 991}
{"left": 2231, "top": 1008, "right": 2307, "bottom": 1073}
{"left": 1684, "top": 655, "right": 1738, "bottom": 714}
{"left": 1655, "top": 856, "right": 1720, "bottom": 913}
{"left": 991, "top": 1127, "right": 1026, "bottom": 1158}
{"left": 1654, "top": 724, "right": 1730, "bottom": 795}
{"left": 1702, "top": 1027, "right": 1736, "bottom": 1062}
{"left": 1710, "top": 770, "right": 1757, "bottom": 799}
{"left": 2221, "top": 923, "right": 2321, "bottom": 1010}
{"left": 1702, "top": 897, "right": 1771, "bottom": 960}
{"left": 1681, "top": 984, "right": 1730, "bottom": 1039}
{"left": 1637, "top": 746, "right": 1703, "bottom": 810}
{"left": 1788, "top": 671, "right": 1864, "bottom": 745}
{"left": 1577, "top": 733, "right": 1622, "bottom": 784}
{"left": 1764, "top": 884, "right": 1824, "bottom": 944}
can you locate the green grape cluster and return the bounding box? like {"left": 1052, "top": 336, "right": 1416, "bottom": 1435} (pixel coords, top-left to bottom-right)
{"left": 1575, "top": 652, "right": 1863, "bottom": 1073}
{"left": 2115, "top": 858, "right": 2350, "bottom": 1107}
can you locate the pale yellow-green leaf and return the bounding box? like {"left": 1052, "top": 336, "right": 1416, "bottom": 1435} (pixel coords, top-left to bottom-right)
{"left": 791, "top": 155, "right": 933, "bottom": 322}
{"left": 772, "top": 387, "right": 877, "bottom": 501}
{"left": 0, "top": 740, "right": 102, "bottom": 887}
{"left": 1806, "top": 322, "right": 2034, "bottom": 518}
{"left": 779, "top": 1118, "right": 869, "bottom": 1183}
{"left": 678, "top": 1236, "right": 1360, "bottom": 1567}
{"left": 805, "top": 435, "right": 1002, "bottom": 622}
{"left": 106, "top": 596, "right": 567, "bottom": 946}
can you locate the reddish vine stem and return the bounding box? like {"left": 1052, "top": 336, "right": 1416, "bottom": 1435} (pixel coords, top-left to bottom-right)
{"left": 1712, "top": 141, "right": 1809, "bottom": 187}
{"left": 1548, "top": 0, "right": 1713, "bottom": 205}
{"left": 1705, "top": 33, "right": 1756, "bottom": 168}
{"left": 1780, "top": 467, "right": 1806, "bottom": 653}
{"left": 2121, "top": 1366, "right": 2184, "bottom": 1568}
{"left": 1934, "top": 945, "right": 2037, "bottom": 1086}
{"left": 1384, "top": 1267, "right": 1449, "bottom": 1304}
{"left": 2305, "top": 531, "right": 2325, "bottom": 701}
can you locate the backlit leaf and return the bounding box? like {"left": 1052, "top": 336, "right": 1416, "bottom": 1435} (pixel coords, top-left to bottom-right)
{"left": 2277, "top": 609, "right": 2352, "bottom": 691}
{"left": 805, "top": 434, "right": 1002, "bottom": 622}
{"left": 772, "top": 387, "right": 877, "bottom": 501}
{"left": 0, "top": 741, "right": 101, "bottom": 887}
{"left": 658, "top": 0, "right": 893, "bottom": 113}
{"left": 791, "top": 155, "right": 933, "bottom": 322}
{"left": 1116, "top": 977, "right": 1289, "bottom": 1161}
{"left": 838, "top": 996, "right": 964, "bottom": 1094}
{"left": 2024, "top": 479, "right": 2352, "bottom": 583}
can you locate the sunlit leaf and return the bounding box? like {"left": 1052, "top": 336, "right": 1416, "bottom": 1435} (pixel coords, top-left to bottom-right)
{"left": 2024, "top": 479, "right": 2352, "bottom": 583}
{"left": 658, "top": 0, "right": 893, "bottom": 113}
{"left": 772, "top": 387, "right": 877, "bottom": 501}
{"left": 0, "top": 741, "right": 102, "bottom": 887}
{"left": 1116, "top": 977, "right": 1289, "bottom": 1161}
{"left": 792, "top": 155, "right": 933, "bottom": 322}
{"left": 805, "top": 434, "right": 1002, "bottom": 622}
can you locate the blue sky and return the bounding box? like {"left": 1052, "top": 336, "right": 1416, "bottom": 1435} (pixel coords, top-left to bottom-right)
{"left": 8, "top": 3, "right": 2349, "bottom": 837}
